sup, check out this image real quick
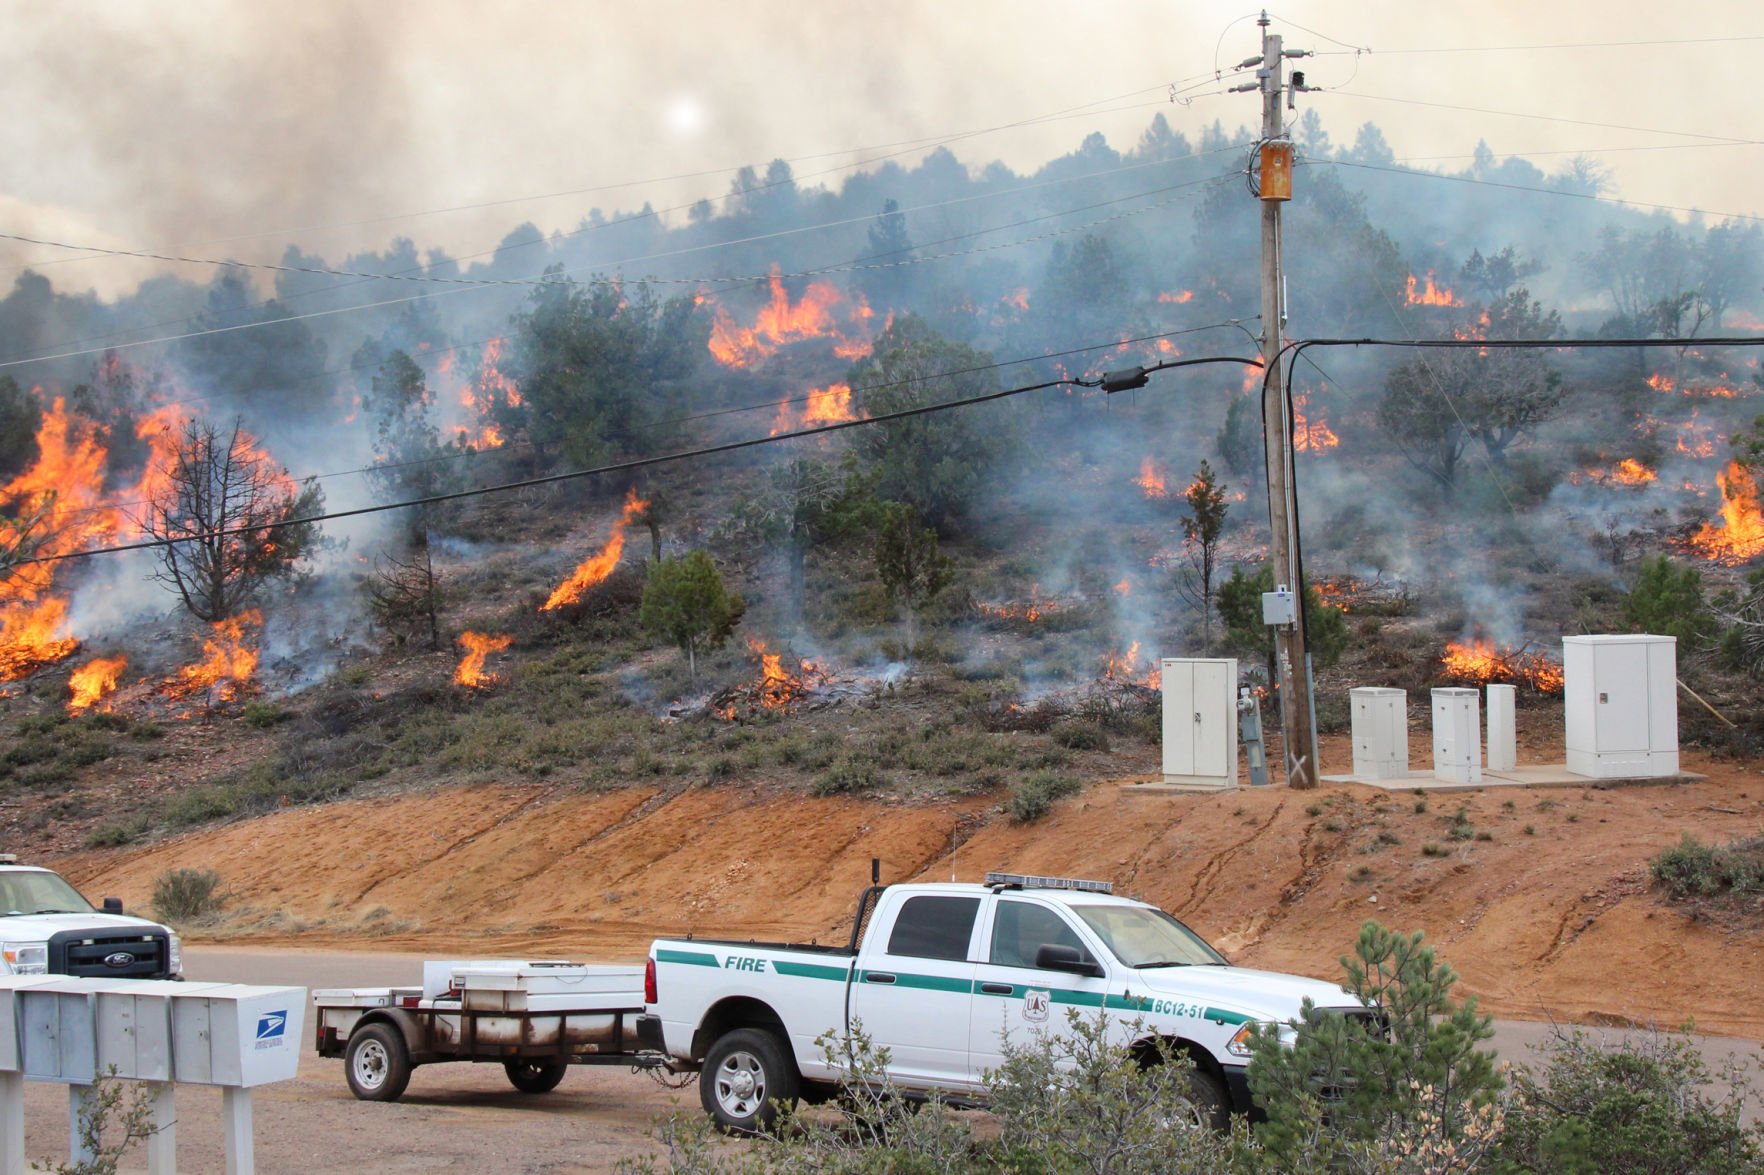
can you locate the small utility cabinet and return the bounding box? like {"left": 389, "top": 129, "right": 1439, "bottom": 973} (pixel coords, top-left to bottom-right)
{"left": 314, "top": 960, "right": 664, "bottom": 1102}
{"left": 1160, "top": 658, "right": 1239, "bottom": 788}
{"left": 1563, "top": 635, "right": 1679, "bottom": 779}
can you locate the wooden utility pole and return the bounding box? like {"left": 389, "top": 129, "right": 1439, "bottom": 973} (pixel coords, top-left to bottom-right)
{"left": 1252, "top": 12, "right": 1318, "bottom": 788}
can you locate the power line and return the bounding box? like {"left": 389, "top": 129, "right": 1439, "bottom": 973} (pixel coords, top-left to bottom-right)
{"left": 22, "top": 319, "right": 1262, "bottom": 528}
{"left": 1325, "top": 90, "right": 1761, "bottom": 149}
{"left": 25, "top": 352, "right": 1265, "bottom": 567}
{"left": 1313, "top": 158, "right": 1764, "bottom": 225}
{"left": 1309, "top": 33, "right": 1764, "bottom": 56}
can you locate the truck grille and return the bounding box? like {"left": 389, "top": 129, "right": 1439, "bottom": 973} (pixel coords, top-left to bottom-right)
{"left": 48, "top": 929, "right": 170, "bottom": 979}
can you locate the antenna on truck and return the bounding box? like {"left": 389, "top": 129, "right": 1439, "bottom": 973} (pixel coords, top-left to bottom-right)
{"left": 871, "top": 857, "right": 880, "bottom": 885}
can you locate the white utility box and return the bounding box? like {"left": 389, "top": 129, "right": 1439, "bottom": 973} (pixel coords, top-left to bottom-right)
{"left": 1563, "top": 635, "right": 1679, "bottom": 778}
{"left": 170, "top": 984, "right": 305, "bottom": 1087}
{"left": 449, "top": 963, "right": 646, "bottom": 1012}
{"left": 1160, "top": 658, "right": 1239, "bottom": 788}
{"left": 1486, "top": 684, "right": 1517, "bottom": 772}
{"left": 1350, "top": 688, "right": 1409, "bottom": 779}
{"left": 1431, "top": 688, "right": 1482, "bottom": 785}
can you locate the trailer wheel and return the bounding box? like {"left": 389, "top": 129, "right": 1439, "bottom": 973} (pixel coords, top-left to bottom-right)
{"left": 504, "top": 1058, "right": 569, "bottom": 1094}
{"left": 345, "top": 1023, "right": 412, "bottom": 1102}
{"left": 700, "top": 1028, "right": 798, "bottom": 1134}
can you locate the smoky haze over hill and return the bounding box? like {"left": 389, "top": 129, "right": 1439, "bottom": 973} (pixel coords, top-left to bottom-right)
{"left": 0, "top": 92, "right": 1760, "bottom": 706}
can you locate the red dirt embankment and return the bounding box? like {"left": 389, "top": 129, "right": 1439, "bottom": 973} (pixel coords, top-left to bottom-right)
{"left": 52, "top": 737, "right": 1764, "bottom": 1040}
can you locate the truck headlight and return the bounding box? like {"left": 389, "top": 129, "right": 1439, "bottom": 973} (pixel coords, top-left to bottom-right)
{"left": 1, "top": 942, "right": 48, "bottom": 975}
{"left": 168, "top": 933, "right": 182, "bottom": 976}
{"left": 1226, "top": 1022, "right": 1258, "bottom": 1059}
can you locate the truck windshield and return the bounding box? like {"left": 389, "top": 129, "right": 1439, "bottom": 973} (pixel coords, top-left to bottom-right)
{"left": 1070, "top": 904, "right": 1226, "bottom": 968}
{"left": 0, "top": 872, "right": 94, "bottom": 916}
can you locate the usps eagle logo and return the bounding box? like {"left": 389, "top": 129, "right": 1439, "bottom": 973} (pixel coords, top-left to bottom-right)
{"left": 254, "top": 1010, "right": 288, "bottom": 1049}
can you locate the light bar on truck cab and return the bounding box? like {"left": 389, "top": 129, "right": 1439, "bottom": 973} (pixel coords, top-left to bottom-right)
{"left": 983, "top": 872, "right": 1113, "bottom": 894}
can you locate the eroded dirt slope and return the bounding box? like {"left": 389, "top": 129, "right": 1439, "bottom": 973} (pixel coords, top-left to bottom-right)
{"left": 51, "top": 737, "right": 1764, "bottom": 1040}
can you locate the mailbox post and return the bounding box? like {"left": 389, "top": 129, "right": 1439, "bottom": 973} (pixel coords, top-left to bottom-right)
{"left": 0, "top": 976, "right": 304, "bottom": 1175}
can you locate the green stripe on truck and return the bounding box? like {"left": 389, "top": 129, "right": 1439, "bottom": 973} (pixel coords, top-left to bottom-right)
{"left": 656, "top": 948, "right": 721, "bottom": 968}
{"left": 773, "top": 960, "right": 850, "bottom": 982}
{"left": 1205, "top": 1007, "right": 1251, "bottom": 1025}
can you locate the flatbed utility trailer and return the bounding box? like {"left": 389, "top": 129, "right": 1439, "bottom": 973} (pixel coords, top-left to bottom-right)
{"left": 314, "top": 959, "right": 669, "bottom": 1101}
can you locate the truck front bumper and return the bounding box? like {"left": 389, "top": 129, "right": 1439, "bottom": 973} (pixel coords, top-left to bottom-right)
{"left": 1223, "top": 1065, "right": 1262, "bottom": 1120}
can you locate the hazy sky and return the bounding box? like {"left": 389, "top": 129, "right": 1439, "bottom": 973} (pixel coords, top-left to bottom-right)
{"left": 2, "top": 1, "right": 1757, "bottom": 298}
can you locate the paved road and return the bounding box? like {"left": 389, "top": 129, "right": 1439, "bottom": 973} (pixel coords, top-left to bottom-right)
{"left": 18, "top": 946, "right": 1762, "bottom": 1172}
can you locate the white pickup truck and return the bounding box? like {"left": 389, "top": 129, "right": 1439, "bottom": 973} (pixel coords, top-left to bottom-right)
{"left": 645, "top": 872, "right": 1373, "bottom": 1132}
{"left": 0, "top": 860, "right": 182, "bottom": 981}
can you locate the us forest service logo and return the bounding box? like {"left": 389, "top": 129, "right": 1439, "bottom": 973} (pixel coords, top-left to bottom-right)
{"left": 1024, "top": 989, "right": 1051, "bottom": 1024}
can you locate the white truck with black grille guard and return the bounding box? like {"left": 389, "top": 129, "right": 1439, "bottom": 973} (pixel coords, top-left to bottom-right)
{"left": 646, "top": 870, "right": 1375, "bottom": 1133}
{"left": 0, "top": 859, "right": 182, "bottom": 981}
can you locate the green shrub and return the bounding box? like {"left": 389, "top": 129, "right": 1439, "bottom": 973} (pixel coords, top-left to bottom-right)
{"left": 1497, "top": 1028, "right": 1764, "bottom": 1173}
{"left": 813, "top": 756, "right": 883, "bottom": 797}
{"left": 150, "top": 868, "right": 226, "bottom": 924}
{"left": 1050, "top": 720, "right": 1109, "bottom": 752}
{"left": 1650, "top": 832, "right": 1764, "bottom": 899}
{"left": 241, "top": 701, "right": 291, "bottom": 729}
{"left": 1246, "top": 921, "right": 1502, "bottom": 1169}
{"left": 1007, "top": 771, "right": 1080, "bottom": 823}
{"left": 83, "top": 822, "right": 143, "bottom": 850}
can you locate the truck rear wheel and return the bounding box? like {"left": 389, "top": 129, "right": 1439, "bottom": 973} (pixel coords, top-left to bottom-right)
{"left": 504, "top": 1058, "right": 569, "bottom": 1093}
{"left": 700, "top": 1027, "right": 798, "bottom": 1134}
{"left": 345, "top": 1023, "right": 412, "bottom": 1102}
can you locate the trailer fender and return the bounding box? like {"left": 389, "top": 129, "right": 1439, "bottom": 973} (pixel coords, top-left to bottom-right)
{"left": 351, "top": 1008, "right": 440, "bottom": 1066}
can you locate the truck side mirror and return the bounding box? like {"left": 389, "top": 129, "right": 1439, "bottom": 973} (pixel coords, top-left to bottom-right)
{"left": 1034, "top": 943, "right": 1102, "bottom": 978}
{"left": 102, "top": 897, "right": 124, "bottom": 914}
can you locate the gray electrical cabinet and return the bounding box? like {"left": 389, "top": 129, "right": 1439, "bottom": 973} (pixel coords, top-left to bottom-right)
{"left": 1160, "top": 657, "right": 1239, "bottom": 788}
{"left": 1564, "top": 635, "right": 1679, "bottom": 778}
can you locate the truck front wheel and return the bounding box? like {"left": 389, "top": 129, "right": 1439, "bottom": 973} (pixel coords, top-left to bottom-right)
{"left": 504, "top": 1058, "right": 569, "bottom": 1093}
{"left": 700, "top": 1027, "right": 798, "bottom": 1134}
{"left": 345, "top": 1023, "right": 412, "bottom": 1102}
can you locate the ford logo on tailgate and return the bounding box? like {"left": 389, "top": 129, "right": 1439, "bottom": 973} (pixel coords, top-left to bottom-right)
{"left": 103, "top": 951, "right": 137, "bottom": 969}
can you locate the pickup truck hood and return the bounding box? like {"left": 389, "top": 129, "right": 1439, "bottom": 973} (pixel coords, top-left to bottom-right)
{"left": 0, "top": 913, "right": 167, "bottom": 940}
{"left": 1128, "top": 965, "right": 1360, "bottom": 1021}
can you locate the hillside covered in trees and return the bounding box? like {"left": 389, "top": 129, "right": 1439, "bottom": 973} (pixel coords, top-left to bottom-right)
{"left": 1, "top": 108, "right": 1761, "bottom": 849}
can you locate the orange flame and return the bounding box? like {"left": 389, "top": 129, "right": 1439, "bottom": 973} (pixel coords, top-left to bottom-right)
{"left": 1676, "top": 409, "right": 1720, "bottom": 459}
{"left": 705, "top": 267, "right": 874, "bottom": 368}
{"left": 716, "top": 637, "right": 827, "bottom": 718}
{"left": 167, "top": 611, "right": 262, "bottom": 702}
{"left": 1133, "top": 457, "right": 1168, "bottom": 499}
{"left": 769, "top": 383, "right": 859, "bottom": 436}
{"left": 541, "top": 489, "right": 648, "bottom": 611}
{"left": 0, "top": 398, "right": 115, "bottom": 680}
{"left": 1687, "top": 461, "right": 1764, "bottom": 565}
{"left": 1101, "top": 641, "right": 1161, "bottom": 690}
{"left": 454, "top": 631, "right": 513, "bottom": 689}
{"left": 1158, "top": 290, "right": 1195, "bottom": 304}
{"left": 978, "top": 585, "right": 1057, "bottom": 623}
{"left": 1405, "top": 271, "right": 1459, "bottom": 306}
{"left": 1441, "top": 638, "right": 1564, "bottom": 692}
{"left": 1293, "top": 390, "right": 1339, "bottom": 452}
{"left": 68, "top": 655, "right": 127, "bottom": 712}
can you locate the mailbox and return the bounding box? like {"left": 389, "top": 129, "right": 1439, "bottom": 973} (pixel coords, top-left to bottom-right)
{"left": 0, "top": 976, "right": 70, "bottom": 1071}
{"left": 95, "top": 979, "right": 190, "bottom": 1082}
{"left": 170, "top": 984, "right": 305, "bottom": 1087}
{"left": 20, "top": 988, "right": 98, "bottom": 1084}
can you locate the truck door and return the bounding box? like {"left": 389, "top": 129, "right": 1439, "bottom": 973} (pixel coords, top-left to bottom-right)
{"left": 847, "top": 893, "right": 979, "bottom": 1090}
{"left": 968, "top": 898, "right": 1112, "bottom": 1079}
